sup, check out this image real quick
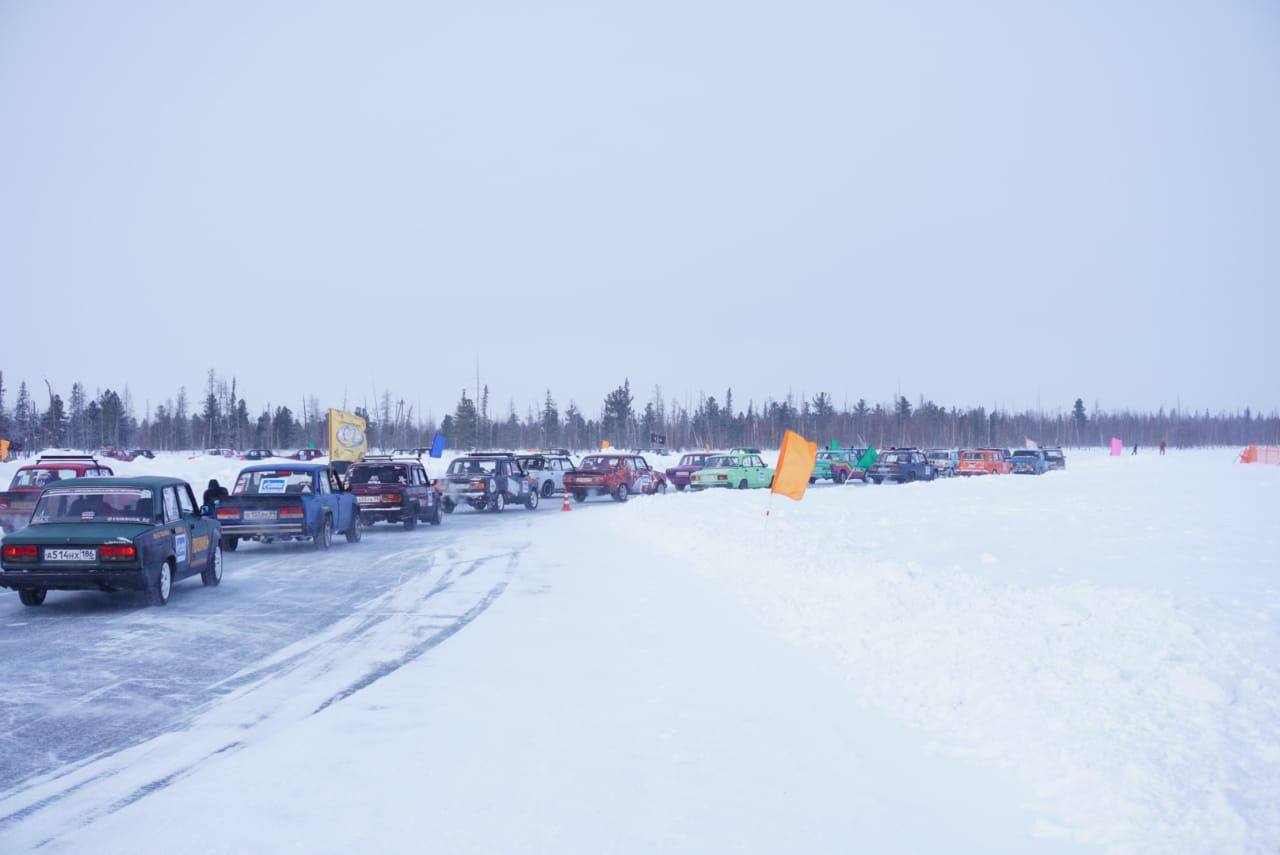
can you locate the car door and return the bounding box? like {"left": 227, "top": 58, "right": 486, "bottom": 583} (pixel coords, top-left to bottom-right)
{"left": 328, "top": 468, "right": 354, "bottom": 528}
{"left": 161, "top": 486, "right": 191, "bottom": 577}
{"left": 178, "top": 483, "right": 214, "bottom": 571}
{"left": 315, "top": 469, "right": 337, "bottom": 529}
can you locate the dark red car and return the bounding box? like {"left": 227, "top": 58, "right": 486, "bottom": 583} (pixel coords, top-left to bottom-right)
{"left": 290, "top": 448, "right": 324, "bottom": 461}
{"left": 664, "top": 452, "right": 711, "bottom": 491}
{"left": 563, "top": 453, "right": 667, "bottom": 503}
{"left": 346, "top": 457, "right": 442, "bottom": 529}
{"left": 0, "top": 455, "right": 115, "bottom": 532}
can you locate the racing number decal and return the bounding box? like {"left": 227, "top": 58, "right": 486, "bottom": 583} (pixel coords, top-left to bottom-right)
{"left": 174, "top": 529, "right": 188, "bottom": 564}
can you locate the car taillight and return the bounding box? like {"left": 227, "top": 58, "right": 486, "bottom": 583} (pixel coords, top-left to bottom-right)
{"left": 99, "top": 544, "right": 137, "bottom": 561}
{"left": 217, "top": 508, "right": 241, "bottom": 519}
{"left": 716, "top": 474, "right": 728, "bottom": 481}
{"left": 2, "top": 545, "right": 37, "bottom": 561}
{"left": 383, "top": 494, "right": 401, "bottom": 504}
{"left": 279, "top": 507, "right": 304, "bottom": 518}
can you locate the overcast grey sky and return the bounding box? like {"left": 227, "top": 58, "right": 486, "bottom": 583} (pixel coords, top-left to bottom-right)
{"left": 2, "top": 0, "right": 1277, "bottom": 419}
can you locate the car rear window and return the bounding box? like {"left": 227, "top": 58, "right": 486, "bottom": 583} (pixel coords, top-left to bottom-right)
{"left": 349, "top": 465, "right": 410, "bottom": 485}
{"left": 234, "top": 470, "right": 315, "bottom": 494}
{"left": 32, "top": 487, "right": 154, "bottom": 524}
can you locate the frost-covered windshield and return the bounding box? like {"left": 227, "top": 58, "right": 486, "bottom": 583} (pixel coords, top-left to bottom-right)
{"left": 31, "top": 488, "right": 154, "bottom": 524}
{"left": 348, "top": 465, "right": 409, "bottom": 485}
{"left": 10, "top": 468, "right": 80, "bottom": 489}
{"left": 234, "top": 470, "right": 314, "bottom": 494}
{"left": 448, "top": 459, "right": 499, "bottom": 476}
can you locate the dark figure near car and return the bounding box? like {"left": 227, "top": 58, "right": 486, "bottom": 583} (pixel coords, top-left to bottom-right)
{"left": 203, "top": 479, "right": 230, "bottom": 509}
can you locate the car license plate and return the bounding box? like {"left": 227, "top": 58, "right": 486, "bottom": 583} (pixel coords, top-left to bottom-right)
{"left": 357, "top": 496, "right": 381, "bottom": 504}
{"left": 243, "top": 510, "right": 277, "bottom": 520}
{"left": 44, "top": 548, "right": 97, "bottom": 562}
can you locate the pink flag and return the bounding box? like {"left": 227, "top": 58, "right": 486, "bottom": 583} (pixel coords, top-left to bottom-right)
{"left": 1110, "top": 437, "right": 1123, "bottom": 456}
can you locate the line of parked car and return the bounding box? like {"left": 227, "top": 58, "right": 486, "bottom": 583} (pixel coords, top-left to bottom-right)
{"left": 0, "top": 444, "right": 1065, "bottom": 609}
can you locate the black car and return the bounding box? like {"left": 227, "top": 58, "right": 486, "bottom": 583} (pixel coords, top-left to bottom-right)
{"left": 866, "top": 449, "right": 937, "bottom": 484}
{"left": 129, "top": 448, "right": 156, "bottom": 460}
{"left": 440, "top": 453, "right": 539, "bottom": 513}
{"left": 241, "top": 448, "right": 277, "bottom": 461}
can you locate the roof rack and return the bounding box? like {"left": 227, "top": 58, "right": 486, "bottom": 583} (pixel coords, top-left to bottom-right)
{"left": 37, "top": 454, "right": 98, "bottom": 463}
{"left": 466, "top": 450, "right": 515, "bottom": 457}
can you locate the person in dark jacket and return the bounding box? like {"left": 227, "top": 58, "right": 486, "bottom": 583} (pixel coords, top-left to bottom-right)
{"left": 202, "top": 479, "right": 230, "bottom": 509}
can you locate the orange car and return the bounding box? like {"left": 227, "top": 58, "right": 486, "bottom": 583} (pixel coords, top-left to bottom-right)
{"left": 956, "top": 448, "right": 1013, "bottom": 475}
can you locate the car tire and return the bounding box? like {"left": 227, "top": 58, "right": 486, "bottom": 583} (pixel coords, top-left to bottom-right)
{"left": 404, "top": 506, "right": 418, "bottom": 530}
{"left": 201, "top": 544, "right": 223, "bottom": 587}
{"left": 738, "top": 479, "right": 748, "bottom": 490}
{"left": 872, "top": 477, "right": 882, "bottom": 485}
{"left": 346, "top": 514, "right": 363, "bottom": 543}
{"left": 220, "top": 535, "right": 238, "bottom": 552}
{"left": 612, "top": 483, "right": 629, "bottom": 502}
{"left": 428, "top": 503, "right": 442, "bottom": 525}
{"left": 573, "top": 490, "right": 588, "bottom": 503}
{"left": 808, "top": 477, "right": 816, "bottom": 484}
{"left": 314, "top": 516, "right": 333, "bottom": 550}
{"left": 675, "top": 483, "right": 686, "bottom": 492}
{"left": 526, "top": 490, "right": 539, "bottom": 510}
{"left": 147, "top": 561, "right": 173, "bottom": 606}
{"left": 657, "top": 481, "right": 667, "bottom": 495}
{"left": 442, "top": 498, "right": 455, "bottom": 514}
{"left": 18, "top": 588, "right": 46, "bottom": 607}
{"left": 491, "top": 493, "right": 505, "bottom": 513}
{"left": 541, "top": 480, "right": 555, "bottom": 498}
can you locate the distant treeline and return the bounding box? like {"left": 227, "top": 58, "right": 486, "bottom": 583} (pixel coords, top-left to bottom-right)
{"left": 0, "top": 370, "right": 1275, "bottom": 455}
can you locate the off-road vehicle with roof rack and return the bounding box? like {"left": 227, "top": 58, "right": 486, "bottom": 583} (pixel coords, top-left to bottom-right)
{"left": 346, "top": 456, "right": 442, "bottom": 528}
{"left": 440, "top": 452, "right": 540, "bottom": 513}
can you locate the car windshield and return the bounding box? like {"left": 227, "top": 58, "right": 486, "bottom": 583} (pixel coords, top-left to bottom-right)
{"left": 448, "top": 459, "right": 500, "bottom": 476}
{"left": 680, "top": 455, "right": 706, "bottom": 466}
{"left": 518, "top": 457, "right": 545, "bottom": 470}
{"left": 580, "top": 456, "right": 624, "bottom": 469}
{"left": 816, "top": 451, "right": 832, "bottom": 461}
{"left": 31, "top": 487, "right": 154, "bottom": 524}
{"left": 1012, "top": 450, "right": 1038, "bottom": 458}
{"left": 234, "top": 470, "right": 314, "bottom": 494}
{"left": 880, "top": 453, "right": 903, "bottom": 464}
{"left": 10, "top": 468, "right": 81, "bottom": 489}
{"left": 927, "top": 452, "right": 949, "bottom": 460}
{"left": 349, "top": 465, "right": 409, "bottom": 485}
{"left": 961, "top": 452, "right": 984, "bottom": 461}
{"left": 1046, "top": 450, "right": 1063, "bottom": 459}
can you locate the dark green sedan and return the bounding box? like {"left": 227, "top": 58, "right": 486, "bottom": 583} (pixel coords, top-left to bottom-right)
{"left": 0, "top": 476, "right": 223, "bottom": 607}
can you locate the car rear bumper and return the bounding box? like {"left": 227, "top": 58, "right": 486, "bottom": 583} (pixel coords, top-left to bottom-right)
{"left": 220, "top": 522, "right": 307, "bottom": 537}
{"left": 0, "top": 567, "right": 147, "bottom": 591}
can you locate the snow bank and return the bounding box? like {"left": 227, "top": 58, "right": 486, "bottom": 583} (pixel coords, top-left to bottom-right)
{"left": 610, "top": 449, "right": 1280, "bottom": 852}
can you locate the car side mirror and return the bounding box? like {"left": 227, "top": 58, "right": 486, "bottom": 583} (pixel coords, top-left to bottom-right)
{"left": 196, "top": 506, "right": 208, "bottom": 517}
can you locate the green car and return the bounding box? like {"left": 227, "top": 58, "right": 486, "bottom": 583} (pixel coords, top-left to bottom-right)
{"left": 0, "top": 476, "right": 223, "bottom": 607}
{"left": 810, "top": 448, "right": 868, "bottom": 484}
{"left": 689, "top": 452, "right": 774, "bottom": 490}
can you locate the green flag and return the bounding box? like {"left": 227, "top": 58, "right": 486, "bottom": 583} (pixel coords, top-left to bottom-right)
{"left": 857, "top": 446, "right": 878, "bottom": 468}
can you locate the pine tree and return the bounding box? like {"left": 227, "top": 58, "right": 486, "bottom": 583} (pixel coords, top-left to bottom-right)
{"left": 452, "top": 391, "right": 478, "bottom": 450}
{"left": 602, "top": 379, "right": 633, "bottom": 446}
{"left": 540, "top": 391, "right": 559, "bottom": 445}
{"left": 69, "top": 382, "right": 86, "bottom": 448}
{"left": 15, "top": 382, "right": 35, "bottom": 451}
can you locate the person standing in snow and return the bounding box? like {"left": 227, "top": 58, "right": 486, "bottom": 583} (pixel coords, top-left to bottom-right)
{"left": 1132, "top": 442, "right": 1139, "bottom": 455}
{"left": 1159, "top": 440, "right": 1167, "bottom": 455}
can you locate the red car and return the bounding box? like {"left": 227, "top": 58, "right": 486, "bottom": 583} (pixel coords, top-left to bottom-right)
{"left": 563, "top": 454, "right": 667, "bottom": 502}
{"left": 346, "top": 457, "right": 443, "bottom": 529}
{"left": 0, "top": 455, "right": 115, "bottom": 532}
{"left": 290, "top": 448, "right": 325, "bottom": 461}
{"left": 956, "top": 448, "right": 1014, "bottom": 476}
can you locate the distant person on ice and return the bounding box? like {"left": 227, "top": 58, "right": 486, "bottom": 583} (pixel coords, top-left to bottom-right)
{"left": 203, "top": 478, "right": 229, "bottom": 509}
{"left": 1159, "top": 440, "right": 1167, "bottom": 455}
{"left": 1132, "top": 443, "right": 1139, "bottom": 455}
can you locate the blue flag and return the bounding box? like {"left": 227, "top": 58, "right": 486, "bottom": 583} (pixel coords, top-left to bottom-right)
{"left": 430, "top": 433, "right": 447, "bottom": 458}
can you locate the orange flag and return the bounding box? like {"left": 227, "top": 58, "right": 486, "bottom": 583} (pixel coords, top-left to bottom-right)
{"left": 771, "top": 429, "right": 818, "bottom": 501}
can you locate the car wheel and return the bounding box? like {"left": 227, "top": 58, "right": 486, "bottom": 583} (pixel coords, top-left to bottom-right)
{"left": 872, "top": 477, "right": 882, "bottom": 485}
{"left": 201, "top": 543, "right": 223, "bottom": 586}
{"left": 346, "top": 514, "right": 363, "bottom": 543}
{"left": 314, "top": 516, "right": 333, "bottom": 550}
{"left": 613, "top": 483, "right": 629, "bottom": 502}
{"left": 573, "top": 490, "right": 588, "bottom": 503}
{"left": 404, "top": 505, "right": 418, "bottom": 530}
{"left": 738, "top": 479, "right": 748, "bottom": 490}
{"left": 491, "top": 492, "right": 505, "bottom": 512}
{"left": 541, "top": 480, "right": 555, "bottom": 498}
{"left": 18, "top": 588, "right": 46, "bottom": 607}
{"left": 657, "top": 481, "right": 667, "bottom": 495}
{"left": 219, "top": 535, "right": 238, "bottom": 552}
{"left": 148, "top": 561, "right": 173, "bottom": 606}
{"left": 675, "top": 483, "right": 686, "bottom": 492}
{"left": 442, "top": 498, "right": 455, "bottom": 514}
{"left": 808, "top": 477, "right": 816, "bottom": 484}
{"left": 429, "top": 503, "right": 442, "bottom": 525}
{"left": 526, "top": 489, "right": 539, "bottom": 510}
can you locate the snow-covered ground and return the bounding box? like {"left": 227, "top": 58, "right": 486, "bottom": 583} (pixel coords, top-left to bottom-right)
{"left": 0, "top": 449, "right": 1275, "bottom": 852}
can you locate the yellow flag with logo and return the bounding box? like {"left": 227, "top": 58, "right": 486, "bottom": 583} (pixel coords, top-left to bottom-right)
{"left": 771, "top": 429, "right": 818, "bottom": 501}
{"left": 328, "top": 409, "right": 367, "bottom": 462}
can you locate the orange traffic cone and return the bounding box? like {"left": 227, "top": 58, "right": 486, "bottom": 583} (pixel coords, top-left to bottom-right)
{"left": 561, "top": 489, "right": 572, "bottom": 511}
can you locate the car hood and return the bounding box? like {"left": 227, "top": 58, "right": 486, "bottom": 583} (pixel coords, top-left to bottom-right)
{"left": 4, "top": 521, "right": 154, "bottom": 544}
